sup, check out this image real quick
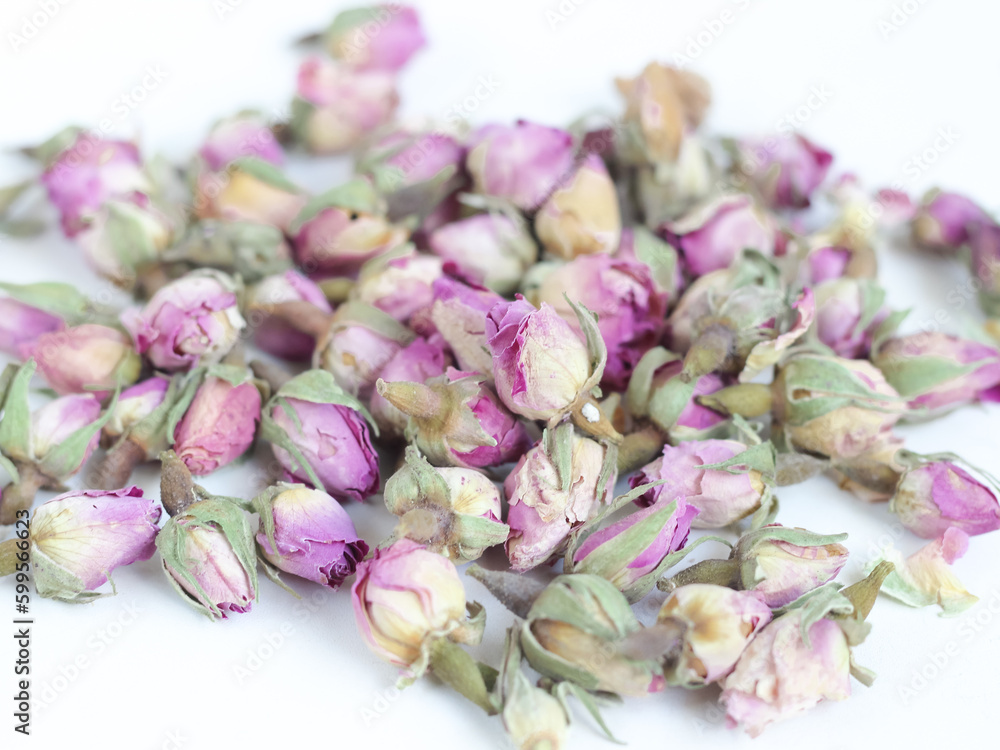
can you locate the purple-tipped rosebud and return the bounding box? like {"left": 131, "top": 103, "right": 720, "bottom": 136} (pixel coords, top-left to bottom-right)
{"left": 253, "top": 483, "right": 368, "bottom": 588}
{"left": 429, "top": 276, "right": 504, "bottom": 376}
{"left": 427, "top": 213, "right": 538, "bottom": 295}
{"left": 352, "top": 249, "right": 444, "bottom": 328}
{"left": 171, "top": 370, "right": 262, "bottom": 476}
{"left": 813, "top": 277, "right": 887, "bottom": 358}
{"left": 658, "top": 584, "right": 771, "bottom": 686}
{"left": 26, "top": 324, "right": 141, "bottom": 397}
{"left": 195, "top": 157, "right": 305, "bottom": 232}
{"left": 0, "top": 298, "right": 64, "bottom": 358}
{"left": 534, "top": 153, "right": 622, "bottom": 259}
{"left": 369, "top": 335, "right": 449, "bottom": 437}
{"left": 261, "top": 369, "right": 379, "bottom": 502}
{"left": 466, "top": 121, "right": 576, "bottom": 211}
{"left": 325, "top": 4, "right": 426, "bottom": 72}
{"left": 912, "top": 190, "right": 991, "bottom": 252}
{"left": 874, "top": 332, "right": 1000, "bottom": 414}
{"left": 530, "top": 253, "right": 668, "bottom": 390}
{"left": 662, "top": 194, "right": 774, "bottom": 277}
{"left": 200, "top": 111, "right": 284, "bottom": 171}
{"left": 737, "top": 133, "right": 833, "bottom": 209}
{"left": 123, "top": 270, "right": 245, "bottom": 372}
{"left": 631, "top": 440, "right": 774, "bottom": 529}
{"left": 40, "top": 133, "right": 149, "bottom": 237}
{"left": 246, "top": 270, "right": 332, "bottom": 362}
{"left": 292, "top": 56, "right": 398, "bottom": 154}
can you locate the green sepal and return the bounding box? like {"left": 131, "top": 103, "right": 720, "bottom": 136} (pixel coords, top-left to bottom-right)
{"left": 778, "top": 353, "right": 903, "bottom": 424}
{"left": 0, "top": 360, "right": 35, "bottom": 463}
{"left": 734, "top": 526, "right": 849, "bottom": 590}
{"left": 163, "top": 220, "right": 291, "bottom": 283}
{"left": 39, "top": 388, "right": 120, "bottom": 481}
{"left": 566, "top": 297, "right": 608, "bottom": 398}
{"left": 553, "top": 681, "right": 623, "bottom": 745}
{"left": 625, "top": 346, "right": 679, "bottom": 419}
{"left": 427, "top": 637, "right": 500, "bottom": 715}
{"left": 18, "top": 126, "right": 83, "bottom": 166}
{"left": 0, "top": 180, "right": 33, "bottom": 217}
{"left": 31, "top": 543, "right": 116, "bottom": 604}
{"left": 124, "top": 374, "right": 185, "bottom": 456}
{"left": 630, "top": 226, "right": 679, "bottom": 294}
{"left": 229, "top": 156, "right": 300, "bottom": 193}
{"left": 250, "top": 482, "right": 304, "bottom": 599}
{"left": 289, "top": 178, "right": 383, "bottom": 234}
{"left": 0, "top": 281, "right": 119, "bottom": 327}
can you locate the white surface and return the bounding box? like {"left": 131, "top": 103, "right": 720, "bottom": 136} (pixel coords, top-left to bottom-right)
{"left": 1, "top": 1, "right": 999, "bottom": 748}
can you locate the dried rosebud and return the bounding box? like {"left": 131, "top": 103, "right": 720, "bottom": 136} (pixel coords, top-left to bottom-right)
{"left": 721, "top": 608, "right": 852, "bottom": 736}
{"left": 369, "top": 335, "right": 449, "bottom": 437}
{"left": 466, "top": 121, "right": 576, "bottom": 210}
{"left": 200, "top": 111, "right": 284, "bottom": 171}
{"left": 890, "top": 457, "right": 1000, "bottom": 539}
{"left": 18, "top": 487, "right": 160, "bottom": 602}
{"left": 40, "top": 133, "right": 149, "bottom": 237}
{"left": 26, "top": 324, "right": 141, "bottom": 397}
{"left": 427, "top": 213, "right": 538, "bottom": 295}
{"left": 633, "top": 134, "right": 716, "bottom": 225}
{"left": 813, "top": 278, "right": 887, "bottom": 358}
{"left": 324, "top": 4, "right": 426, "bottom": 71}
{"left": 123, "top": 269, "right": 245, "bottom": 372}
{"left": 873, "top": 332, "right": 1000, "bottom": 414}
{"left": 291, "top": 179, "right": 409, "bottom": 277}
{"left": 912, "top": 189, "right": 991, "bottom": 252}
{"left": 733, "top": 525, "right": 850, "bottom": 608}
{"left": 76, "top": 197, "right": 175, "bottom": 286}
{"left": 867, "top": 527, "right": 977, "bottom": 616}
{"left": 615, "top": 62, "right": 710, "bottom": 165}
{"left": 615, "top": 225, "right": 684, "bottom": 301}
{"left": 505, "top": 428, "right": 615, "bottom": 571}
{"left": 292, "top": 56, "right": 398, "bottom": 154}
{"left": 486, "top": 298, "right": 604, "bottom": 423}
{"left": 314, "top": 301, "right": 415, "bottom": 398}
{"left": 261, "top": 369, "right": 379, "bottom": 502}
{"left": 772, "top": 353, "right": 905, "bottom": 459}
{"left": 376, "top": 369, "right": 531, "bottom": 469}
{"left": 530, "top": 253, "right": 668, "bottom": 391}
{"left": 195, "top": 157, "right": 305, "bottom": 232}
{"left": 429, "top": 276, "right": 504, "bottom": 376}
{"left": 170, "top": 368, "right": 263, "bottom": 476}
{"left": 383, "top": 448, "right": 508, "bottom": 562}
{"left": 737, "top": 133, "right": 833, "bottom": 209}
{"left": 0, "top": 298, "right": 64, "bottom": 358}
{"left": 970, "top": 222, "right": 1000, "bottom": 316}
{"left": 803, "top": 245, "right": 852, "bottom": 284}
{"left": 499, "top": 630, "right": 569, "bottom": 750}
{"left": 103, "top": 375, "right": 172, "bottom": 443}
{"left": 658, "top": 584, "right": 771, "bottom": 686}
{"left": 535, "top": 153, "right": 621, "bottom": 259}
{"left": 252, "top": 483, "right": 368, "bottom": 588}
{"left": 352, "top": 249, "right": 444, "bottom": 328}
{"left": 662, "top": 194, "right": 774, "bottom": 277}
{"left": 246, "top": 270, "right": 333, "bottom": 361}
{"left": 352, "top": 538, "right": 483, "bottom": 667}
{"left": 156, "top": 496, "right": 258, "bottom": 620}
{"left": 163, "top": 219, "right": 292, "bottom": 285}
{"left": 631, "top": 440, "right": 774, "bottom": 529}
{"left": 521, "top": 573, "right": 664, "bottom": 696}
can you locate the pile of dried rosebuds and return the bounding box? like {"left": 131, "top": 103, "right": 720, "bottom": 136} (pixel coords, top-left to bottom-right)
{"left": 2, "top": 4, "right": 999, "bottom": 745}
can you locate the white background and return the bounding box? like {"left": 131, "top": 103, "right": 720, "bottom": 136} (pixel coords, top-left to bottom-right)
{"left": 1, "top": 1, "right": 999, "bottom": 748}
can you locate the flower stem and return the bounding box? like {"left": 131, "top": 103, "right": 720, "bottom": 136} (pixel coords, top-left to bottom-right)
{"left": 0, "top": 464, "right": 46, "bottom": 526}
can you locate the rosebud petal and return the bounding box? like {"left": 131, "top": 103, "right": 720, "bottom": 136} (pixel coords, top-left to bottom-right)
{"left": 891, "top": 460, "right": 1000, "bottom": 539}
{"left": 27, "top": 324, "right": 140, "bottom": 397}
{"left": 173, "top": 376, "right": 261, "bottom": 475}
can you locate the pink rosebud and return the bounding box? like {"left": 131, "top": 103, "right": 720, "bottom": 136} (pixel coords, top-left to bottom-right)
{"left": 804, "top": 245, "right": 851, "bottom": 284}
{"left": 631, "top": 440, "right": 769, "bottom": 529}
{"left": 326, "top": 4, "right": 426, "bottom": 72}
{"left": 466, "top": 121, "right": 576, "bottom": 210}
{"left": 874, "top": 332, "right": 1000, "bottom": 412}
{"left": 352, "top": 539, "right": 472, "bottom": 667}
{"left": 531, "top": 254, "right": 668, "bottom": 390}
{"left": 353, "top": 251, "right": 444, "bottom": 328}
{"left": 626, "top": 350, "right": 730, "bottom": 438}
{"left": 294, "top": 57, "right": 398, "bottom": 154}
{"left": 427, "top": 213, "right": 538, "bottom": 295}
{"left": 912, "top": 190, "right": 990, "bottom": 251}
{"left": 173, "top": 375, "right": 261, "bottom": 476}
{"left": 246, "top": 270, "right": 333, "bottom": 361}
{"left": 445, "top": 370, "right": 533, "bottom": 468}
{"left": 26, "top": 324, "right": 141, "bottom": 397}
{"left": 658, "top": 585, "right": 772, "bottom": 685}
{"left": 891, "top": 460, "right": 1000, "bottom": 539}
{"left": 722, "top": 610, "right": 852, "bottom": 737}
{"left": 124, "top": 270, "right": 245, "bottom": 372}
{"left": 40, "top": 134, "right": 149, "bottom": 237}
{"left": 269, "top": 397, "right": 379, "bottom": 502}
{"left": 293, "top": 206, "right": 409, "bottom": 278}
{"left": 737, "top": 133, "right": 833, "bottom": 209}
{"left": 194, "top": 160, "right": 305, "bottom": 232}
{"left": 76, "top": 196, "right": 175, "bottom": 285}
{"left": 505, "top": 433, "right": 615, "bottom": 571}
{"left": 486, "top": 298, "right": 596, "bottom": 422}
{"left": 369, "top": 335, "right": 449, "bottom": 436}
{"left": 429, "top": 276, "right": 504, "bottom": 375}
{"left": 813, "top": 278, "right": 887, "bottom": 358}
{"left": 255, "top": 485, "right": 368, "bottom": 589}
{"left": 534, "top": 153, "right": 622, "bottom": 259}
{"left": 29, "top": 486, "right": 161, "bottom": 601}
{"left": 200, "top": 112, "right": 284, "bottom": 171}
{"left": 31, "top": 394, "right": 103, "bottom": 469}
{"left": 970, "top": 222, "right": 1000, "bottom": 315}
{"left": 0, "top": 298, "right": 64, "bottom": 358}
{"left": 362, "top": 130, "right": 465, "bottom": 219}
{"left": 103, "top": 375, "right": 171, "bottom": 442}
{"left": 663, "top": 194, "right": 774, "bottom": 277}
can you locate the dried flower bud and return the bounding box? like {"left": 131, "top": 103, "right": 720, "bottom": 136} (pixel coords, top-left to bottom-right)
{"left": 912, "top": 189, "right": 990, "bottom": 252}
{"left": 890, "top": 456, "right": 1000, "bottom": 539}
{"left": 429, "top": 276, "right": 504, "bottom": 375}
{"left": 658, "top": 584, "right": 771, "bottom": 686}
{"left": 352, "top": 539, "right": 482, "bottom": 667}
{"left": 22, "top": 487, "right": 160, "bottom": 602}
{"left": 813, "top": 278, "right": 887, "bottom": 358}
{"left": 103, "top": 375, "right": 172, "bottom": 443}
{"left": 0, "top": 298, "right": 64, "bottom": 358}
{"left": 124, "top": 269, "right": 245, "bottom": 372}
{"left": 246, "top": 270, "right": 333, "bottom": 361}
{"left": 466, "top": 121, "right": 576, "bottom": 210}
{"left": 499, "top": 630, "right": 569, "bottom": 750}
{"left": 26, "top": 324, "right": 140, "bottom": 397}
{"left": 803, "top": 245, "right": 852, "bottom": 284}
{"left": 383, "top": 448, "right": 508, "bottom": 562}
{"left": 163, "top": 219, "right": 292, "bottom": 285}
{"left": 369, "top": 335, "right": 449, "bottom": 437}
{"left": 535, "top": 153, "right": 621, "bottom": 259}
{"left": 324, "top": 4, "right": 426, "bottom": 72}
{"left": 292, "top": 56, "right": 398, "bottom": 154}
{"left": 195, "top": 157, "right": 305, "bottom": 232}
{"left": 737, "top": 133, "right": 833, "bottom": 209}
{"left": 77, "top": 197, "right": 175, "bottom": 286}
{"left": 200, "top": 111, "right": 284, "bottom": 171}
{"left": 261, "top": 369, "right": 379, "bottom": 502}
{"left": 253, "top": 483, "right": 368, "bottom": 588}
{"left": 352, "top": 249, "right": 444, "bottom": 327}
{"left": 427, "top": 213, "right": 538, "bottom": 295}
{"left": 970, "top": 222, "right": 1000, "bottom": 316}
